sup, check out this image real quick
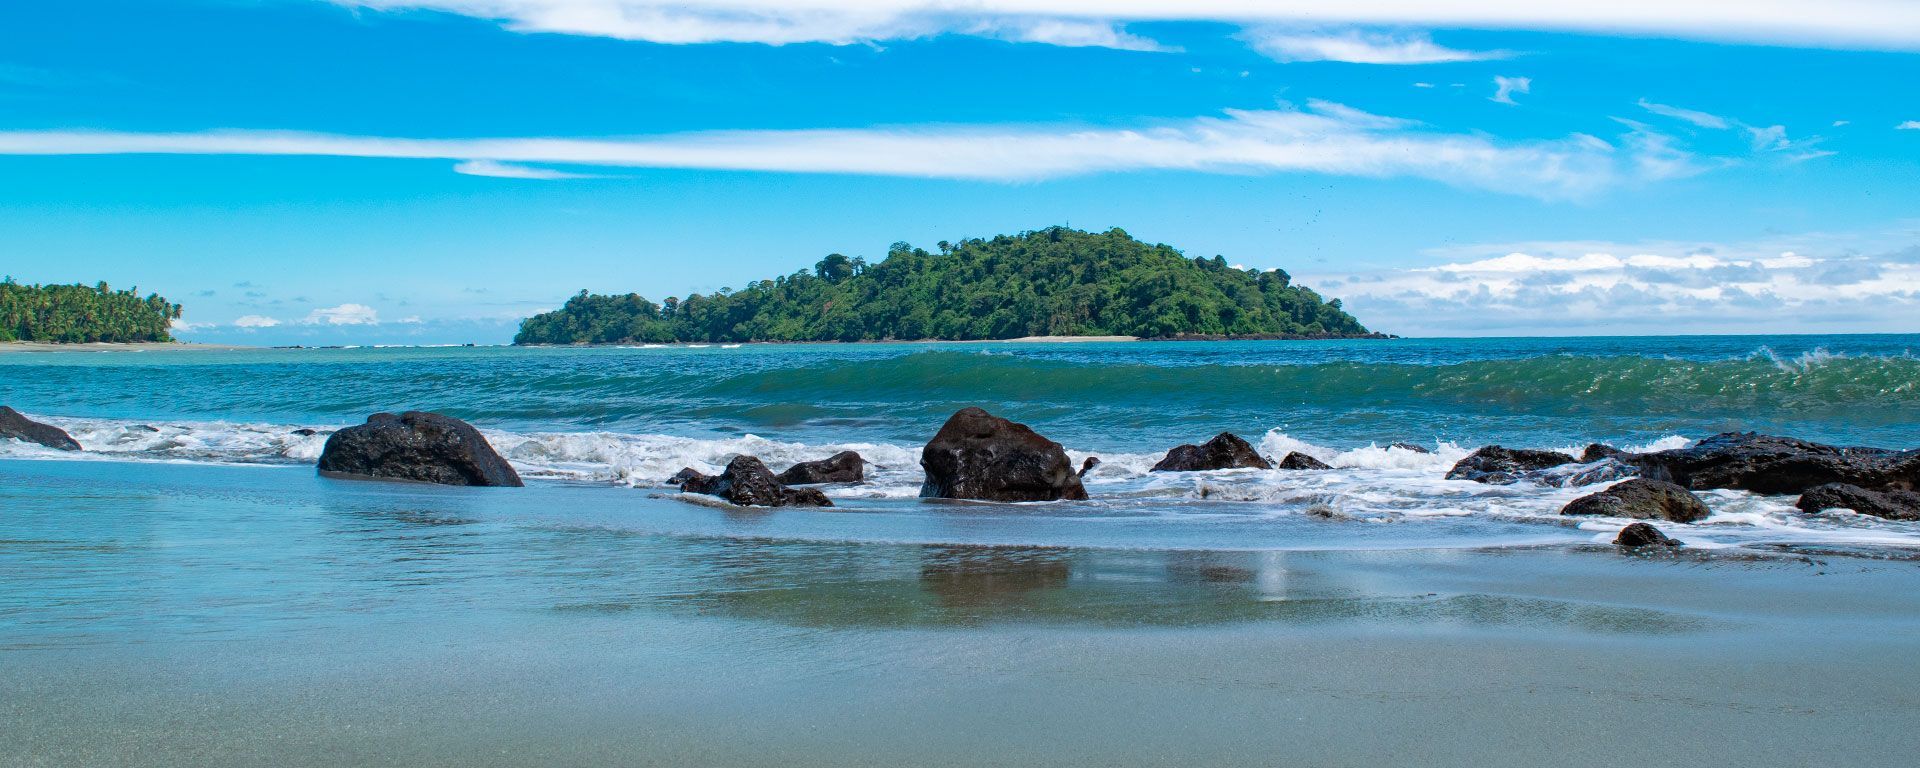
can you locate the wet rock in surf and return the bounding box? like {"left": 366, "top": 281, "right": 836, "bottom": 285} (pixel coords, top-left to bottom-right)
{"left": 1541, "top": 459, "right": 1639, "bottom": 488}
{"left": 681, "top": 455, "right": 831, "bottom": 507}
{"left": 1581, "top": 444, "right": 1628, "bottom": 463}
{"left": 0, "top": 406, "right": 82, "bottom": 451}
{"left": 1627, "top": 432, "right": 1918, "bottom": 495}
{"left": 1078, "top": 457, "right": 1100, "bottom": 477}
{"left": 776, "top": 450, "right": 865, "bottom": 485}
{"left": 1560, "top": 479, "right": 1710, "bottom": 523}
{"left": 1613, "top": 522, "right": 1681, "bottom": 548}
{"left": 1795, "top": 483, "right": 1920, "bottom": 521}
{"left": 1277, "top": 452, "right": 1332, "bottom": 470}
{"left": 1389, "top": 442, "right": 1431, "bottom": 454}
{"left": 1445, "top": 446, "right": 1578, "bottom": 485}
{"left": 667, "top": 467, "right": 710, "bottom": 489}
{"left": 919, "top": 407, "right": 1088, "bottom": 502}
{"left": 1151, "top": 432, "right": 1273, "bottom": 472}
{"left": 291, "top": 428, "right": 321, "bottom": 437}
{"left": 317, "top": 411, "right": 522, "bottom": 487}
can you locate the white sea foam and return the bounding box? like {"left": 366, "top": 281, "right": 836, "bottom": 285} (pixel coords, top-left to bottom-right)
{"left": 3, "top": 416, "right": 1915, "bottom": 551}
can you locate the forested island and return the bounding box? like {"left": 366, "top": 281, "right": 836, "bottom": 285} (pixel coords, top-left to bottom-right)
{"left": 515, "top": 227, "right": 1373, "bottom": 344}
{"left": 0, "top": 279, "right": 182, "bottom": 343}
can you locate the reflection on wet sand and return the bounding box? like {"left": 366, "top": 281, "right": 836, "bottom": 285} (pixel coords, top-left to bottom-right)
{"left": 919, "top": 546, "right": 1071, "bottom": 610}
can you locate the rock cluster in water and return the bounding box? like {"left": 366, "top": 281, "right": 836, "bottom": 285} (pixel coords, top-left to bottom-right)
{"left": 920, "top": 407, "right": 1088, "bottom": 502}
{"left": 1613, "top": 522, "right": 1681, "bottom": 549}
{"left": 0, "top": 406, "right": 81, "bottom": 451}
{"left": 1560, "top": 479, "right": 1710, "bottom": 523}
{"left": 1151, "top": 432, "right": 1272, "bottom": 472}
{"left": 317, "top": 411, "right": 523, "bottom": 487}
{"left": 775, "top": 450, "right": 865, "bottom": 485}
{"left": 676, "top": 455, "right": 833, "bottom": 507}
{"left": 1445, "top": 446, "right": 1579, "bottom": 485}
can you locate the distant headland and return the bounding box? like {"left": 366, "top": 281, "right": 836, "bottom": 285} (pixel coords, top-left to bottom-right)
{"left": 514, "top": 227, "right": 1377, "bottom": 345}
{"left": 1, "top": 278, "right": 181, "bottom": 344}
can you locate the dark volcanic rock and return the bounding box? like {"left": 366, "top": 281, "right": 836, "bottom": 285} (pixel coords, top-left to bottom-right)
{"left": 1445, "top": 446, "right": 1578, "bottom": 485}
{"left": 1151, "top": 432, "right": 1273, "bottom": 472}
{"left": 1613, "top": 522, "right": 1681, "bottom": 548}
{"left": 681, "top": 455, "right": 832, "bottom": 507}
{"left": 1543, "top": 459, "right": 1639, "bottom": 488}
{"left": 1078, "top": 457, "right": 1100, "bottom": 477}
{"left": 0, "top": 406, "right": 81, "bottom": 451}
{"left": 317, "top": 411, "right": 522, "bottom": 487}
{"left": 292, "top": 428, "right": 320, "bottom": 437}
{"left": 1796, "top": 483, "right": 1920, "bottom": 521}
{"left": 1277, "top": 452, "right": 1332, "bottom": 470}
{"left": 1560, "top": 479, "right": 1711, "bottom": 523}
{"left": 1389, "top": 442, "right": 1432, "bottom": 454}
{"left": 1628, "top": 432, "right": 1918, "bottom": 495}
{"left": 919, "top": 407, "right": 1088, "bottom": 502}
{"left": 667, "top": 467, "right": 709, "bottom": 488}
{"left": 777, "top": 450, "right": 865, "bottom": 485}
{"left": 1581, "top": 444, "right": 1628, "bottom": 463}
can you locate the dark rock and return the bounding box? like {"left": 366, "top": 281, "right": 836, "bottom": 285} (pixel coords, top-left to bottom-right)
{"left": 0, "top": 406, "right": 81, "bottom": 451}
{"left": 1613, "top": 522, "right": 1681, "bottom": 548}
{"left": 919, "top": 407, "right": 1088, "bottom": 502}
{"left": 316, "top": 411, "right": 522, "bottom": 487}
{"left": 132, "top": 424, "right": 161, "bottom": 433}
{"left": 1542, "top": 459, "right": 1639, "bottom": 488}
{"left": 667, "top": 467, "right": 709, "bottom": 487}
{"left": 682, "top": 455, "right": 832, "bottom": 507}
{"left": 1445, "top": 446, "right": 1578, "bottom": 485}
{"left": 1560, "top": 479, "right": 1711, "bottom": 523}
{"left": 291, "top": 428, "right": 320, "bottom": 437}
{"left": 777, "top": 450, "right": 866, "bottom": 485}
{"left": 1277, "top": 452, "right": 1332, "bottom": 470}
{"left": 1796, "top": 483, "right": 1920, "bottom": 521}
{"left": 1151, "top": 432, "right": 1273, "bottom": 472}
{"left": 1078, "top": 457, "right": 1100, "bottom": 477}
{"left": 1581, "top": 443, "right": 1628, "bottom": 463}
{"left": 1389, "top": 442, "right": 1431, "bottom": 454}
{"left": 1628, "top": 432, "right": 1918, "bottom": 495}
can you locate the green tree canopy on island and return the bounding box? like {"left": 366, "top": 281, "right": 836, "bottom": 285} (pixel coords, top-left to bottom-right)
{"left": 515, "top": 227, "right": 1372, "bottom": 344}
{"left": 0, "top": 278, "right": 183, "bottom": 343}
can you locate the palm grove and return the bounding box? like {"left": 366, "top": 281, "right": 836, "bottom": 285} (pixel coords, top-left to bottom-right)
{"left": 515, "top": 228, "right": 1371, "bottom": 344}
{"left": 1, "top": 279, "right": 182, "bottom": 343}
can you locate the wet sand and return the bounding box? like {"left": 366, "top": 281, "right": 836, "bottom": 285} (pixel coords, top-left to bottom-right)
{"left": 3, "top": 458, "right": 1918, "bottom": 766}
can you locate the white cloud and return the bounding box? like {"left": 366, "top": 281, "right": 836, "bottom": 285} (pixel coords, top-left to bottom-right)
{"left": 1244, "top": 28, "right": 1505, "bottom": 64}
{"left": 1832, "top": 120, "right": 1850, "bottom": 127}
{"left": 1490, "top": 75, "right": 1530, "bottom": 105}
{"left": 0, "top": 104, "right": 1702, "bottom": 199}
{"left": 1899, "top": 121, "right": 1920, "bottom": 130}
{"left": 305, "top": 304, "right": 380, "bottom": 325}
{"left": 453, "top": 159, "right": 599, "bottom": 179}
{"left": 1413, "top": 82, "right": 1434, "bottom": 88}
{"left": 1637, "top": 99, "right": 1728, "bottom": 130}
{"left": 169, "top": 318, "right": 216, "bottom": 332}
{"left": 325, "top": 1, "right": 1920, "bottom": 50}
{"left": 1310, "top": 225, "right": 1920, "bottom": 335}
{"left": 232, "top": 315, "right": 282, "bottom": 328}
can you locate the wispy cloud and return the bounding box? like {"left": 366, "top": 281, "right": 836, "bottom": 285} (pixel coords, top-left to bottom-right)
{"left": 453, "top": 159, "right": 600, "bottom": 179}
{"left": 233, "top": 315, "right": 282, "bottom": 329}
{"left": 1490, "top": 76, "right": 1530, "bottom": 105}
{"left": 0, "top": 103, "right": 1705, "bottom": 199}
{"left": 1244, "top": 28, "right": 1506, "bottom": 64}
{"left": 1637, "top": 99, "right": 1728, "bottom": 130}
{"left": 326, "top": 1, "right": 1920, "bottom": 51}
{"left": 305, "top": 303, "right": 380, "bottom": 325}
{"left": 1899, "top": 121, "right": 1920, "bottom": 130}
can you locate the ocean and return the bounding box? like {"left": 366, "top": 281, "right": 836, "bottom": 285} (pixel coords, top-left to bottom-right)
{"left": 5, "top": 336, "right": 1920, "bottom": 766}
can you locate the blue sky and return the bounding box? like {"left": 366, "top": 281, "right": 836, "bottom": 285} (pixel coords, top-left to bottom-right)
{"left": 2, "top": 0, "right": 1918, "bottom": 343}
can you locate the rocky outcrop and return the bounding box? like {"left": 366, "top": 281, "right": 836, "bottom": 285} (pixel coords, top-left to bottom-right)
{"left": 679, "top": 455, "right": 831, "bottom": 507}
{"left": 919, "top": 407, "right": 1088, "bottom": 502}
{"left": 1581, "top": 444, "right": 1627, "bottom": 463}
{"left": 1277, "top": 452, "right": 1332, "bottom": 470}
{"left": 1389, "top": 442, "right": 1431, "bottom": 454}
{"left": 776, "top": 450, "right": 865, "bottom": 485}
{"left": 1613, "top": 522, "right": 1681, "bottom": 548}
{"left": 1628, "top": 432, "right": 1918, "bottom": 495}
{"left": 1078, "top": 457, "right": 1100, "bottom": 477}
{"left": 1541, "top": 459, "right": 1639, "bottom": 488}
{"left": 316, "top": 411, "right": 522, "bottom": 487}
{"left": 667, "top": 467, "right": 708, "bottom": 488}
{"left": 0, "top": 406, "right": 81, "bottom": 451}
{"left": 1560, "top": 479, "right": 1711, "bottom": 523}
{"left": 1151, "top": 432, "right": 1272, "bottom": 472}
{"left": 1795, "top": 483, "right": 1920, "bottom": 521}
{"left": 1445, "top": 446, "right": 1578, "bottom": 485}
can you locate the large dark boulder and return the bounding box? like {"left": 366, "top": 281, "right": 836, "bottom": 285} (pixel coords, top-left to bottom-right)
{"left": 1796, "top": 483, "right": 1920, "bottom": 521}
{"left": 1581, "top": 444, "right": 1628, "bottom": 463}
{"left": 1613, "top": 522, "right": 1681, "bottom": 548}
{"left": 1277, "top": 452, "right": 1332, "bottom": 470}
{"left": 1560, "top": 479, "right": 1711, "bottom": 523}
{"left": 317, "top": 411, "right": 522, "bottom": 487}
{"left": 1151, "top": 432, "right": 1273, "bottom": 472}
{"left": 681, "top": 455, "right": 831, "bottom": 507}
{"left": 0, "top": 406, "right": 81, "bottom": 451}
{"left": 776, "top": 450, "right": 865, "bottom": 485}
{"left": 919, "top": 407, "right": 1088, "bottom": 502}
{"left": 1628, "top": 432, "right": 1918, "bottom": 495}
{"left": 1445, "top": 446, "right": 1578, "bottom": 485}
